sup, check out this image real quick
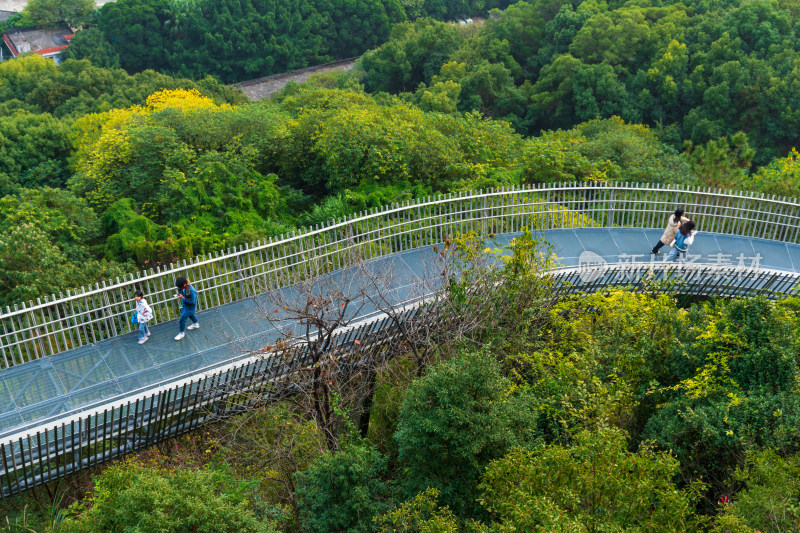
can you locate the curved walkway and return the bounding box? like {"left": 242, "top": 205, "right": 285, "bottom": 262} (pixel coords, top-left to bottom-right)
{"left": 3, "top": 183, "right": 800, "bottom": 497}
{"left": 1, "top": 228, "right": 798, "bottom": 442}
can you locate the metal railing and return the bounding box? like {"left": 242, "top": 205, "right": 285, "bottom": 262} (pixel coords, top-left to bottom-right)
{"left": 0, "top": 307, "right": 416, "bottom": 498}
{"left": 2, "top": 183, "right": 800, "bottom": 497}
{"left": 1, "top": 260, "right": 797, "bottom": 498}
{"left": 550, "top": 262, "right": 800, "bottom": 298}
{"left": 3, "top": 182, "right": 800, "bottom": 367}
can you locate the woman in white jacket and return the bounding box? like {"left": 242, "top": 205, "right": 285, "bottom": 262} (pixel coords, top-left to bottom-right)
{"left": 134, "top": 290, "right": 154, "bottom": 344}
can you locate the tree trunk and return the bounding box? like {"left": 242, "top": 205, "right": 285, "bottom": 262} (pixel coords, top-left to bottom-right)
{"left": 358, "top": 367, "right": 378, "bottom": 439}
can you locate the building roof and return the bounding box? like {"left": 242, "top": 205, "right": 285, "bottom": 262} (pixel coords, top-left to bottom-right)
{"left": 3, "top": 26, "right": 74, "bottom": 58}
{"left": 0, "top": 11, "right": 15, "bottom": 23}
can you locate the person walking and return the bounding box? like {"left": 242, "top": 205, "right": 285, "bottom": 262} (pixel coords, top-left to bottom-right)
{"left": 133, "top": 290, "right": 154, "bottom": 345}
{"left": 174, "top": 277, "right": 199, "bottom": 341}
{"left": 666, "top": 220, "right": 697, "bottom": 262}
{"left": 651, "top": 209, "right": 690, "bottom": 255}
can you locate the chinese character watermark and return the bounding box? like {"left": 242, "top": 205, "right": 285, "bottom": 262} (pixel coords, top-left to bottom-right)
{"left": 575, "top": 251, "right": 765, "bottom": 285}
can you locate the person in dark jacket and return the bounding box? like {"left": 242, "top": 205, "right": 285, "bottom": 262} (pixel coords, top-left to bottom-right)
{"left": 174, "top": 277, "right": 199, "bottom": 340}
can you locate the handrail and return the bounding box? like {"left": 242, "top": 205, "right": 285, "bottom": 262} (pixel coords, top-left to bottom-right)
{"left": 1, "top": 179, "right": 800, "bottom": 497}
{"left": 0, "top": 260, "right": 797, "bottom": 499}
{"left": 2, "top": 182, "right": 800, "bottom": 366}
{"left": 2, "top": 183, "right": 797, "bottom": 314}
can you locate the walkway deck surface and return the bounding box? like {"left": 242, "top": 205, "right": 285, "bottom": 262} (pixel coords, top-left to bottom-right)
{"left": 2, "top": 228, "right": 799, "bottom": 439}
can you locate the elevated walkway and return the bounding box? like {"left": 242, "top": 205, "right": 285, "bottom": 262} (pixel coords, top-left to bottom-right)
{"left": 3, "top": 228, "right": 798, "bottom": 440}
{"left": 2, "top": 184, "right": 800, "bottom": 497}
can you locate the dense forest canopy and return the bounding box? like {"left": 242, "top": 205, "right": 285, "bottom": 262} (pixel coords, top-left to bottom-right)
{"left": 3, "top": 0, "right": 800, "bottom": 530}
{"left": 358, "top": 0, "right": 800, "bottom": 164}
{"left": 41, "top": 0, "right": 800, "bottom": 164}
{"left": 60, "top": 0, "right": 515, "bottom": 83}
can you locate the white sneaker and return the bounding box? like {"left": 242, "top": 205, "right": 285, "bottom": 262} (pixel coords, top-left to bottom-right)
{"left": 174, "top": 332, "right": 185, "bottom": 341}
{"left": 138, "top": 337, "right": 149, "bottom": 345}
{"left": 146, "top": 332, "right": 151, "bottom": 337}
{"left": 187, "top": 323, "right": 200, "bottom": 330}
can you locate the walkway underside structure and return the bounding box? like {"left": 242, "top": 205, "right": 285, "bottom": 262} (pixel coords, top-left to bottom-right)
{"left": 1, "top": 183, "right": 800, "bottom": 497}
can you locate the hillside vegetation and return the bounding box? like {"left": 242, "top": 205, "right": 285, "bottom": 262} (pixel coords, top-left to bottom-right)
{"left": 359, "top": 0, "right": 800, "bottom": 166}
{"left": 3, "top": 1, "right": 800, "bottom": 529}
{"left": 10, "top": 239, "right": 800, "bottom": 532}
{"left": 1, "top": 0, "right": 799, "bottom": 307}
{"left": 62, "top": 0, "right": 515, "bottom": 82}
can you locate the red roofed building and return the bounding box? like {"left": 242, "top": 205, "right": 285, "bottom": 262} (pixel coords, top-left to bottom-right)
{"left": 2, "top": 27, "right": 74, "bottom": 64}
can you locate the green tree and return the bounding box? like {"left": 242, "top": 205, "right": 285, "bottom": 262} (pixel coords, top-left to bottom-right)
{"left": 714, "top": 450, "right": 800, "bottom": 533}
{"left": 482, "top": 0, "right": 547, "bottom": 75}
{"left": 501, "top": 290, "right": 686, "bottom": 443}
{"left": 414, "top": 78, "right": 461, "bottom": 114}
{"left": 683, "top": 132, "right": 755, "bottom": 188}
{"left": 394, "top": 349, "right": 540, "bottom": 518}
{"left": 96, "top": 0, "right": 171, "bottom": 73}
{"left": 0, "top": 55, "right": 245, "bottom": 119}
{"left": 643, "top": 298, "right": 800, "bottom": 489}
{"left": 478, "top": 428, "right": 705, "bottom": 531}
{"left": 295, "top": 444, "right": 392, "bottom": 533}
{"left": 0, "top": 111, "right": 71, "bottom": 195}
{"left": 60, "top": 461, "right": 279, "bottom": 533}
{"left": 65, "top": 27, "right": 120, "bottom": 68}
{"left": 359, "top": 18, "right": 465, "bottom": 93}
{"left": 0, "top": 221, "right": 128, "bottom": 307}
{"left": 521, "top": 117, "right": 695, "bottom": 185}
{"left": 532, "top": 3, "right": 591, "bottom": 76}
{"left": 25, "top": 0, "right": 95, "bottom": 27}
{"left": 277, "top": 88, "right": 522, "bottom": 195}
{"left": 375, "top": 488, "right": 458, "bottom": 533}
{"left": 316, "top": 0, "right": 406, "bottom": 59}
{"left": 67, "top": 91, "right": 292, "bottom": 264}
{"left": 0, "top": 188, "right": 129, "bottom": 306}
{"left": 440, "top": 59, "right": 525, "bottom": 120}
{"left": 746, "top": 148, "right": 800, "bottom": 198}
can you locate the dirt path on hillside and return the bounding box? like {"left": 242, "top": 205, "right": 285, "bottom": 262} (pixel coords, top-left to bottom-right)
{"left": 236, "top": 59, "right": 357, "bottom": 101}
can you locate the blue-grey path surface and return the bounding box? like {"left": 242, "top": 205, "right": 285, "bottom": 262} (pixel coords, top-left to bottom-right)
{"left": 2, "top": 228, "right": 798, "bottom": 439}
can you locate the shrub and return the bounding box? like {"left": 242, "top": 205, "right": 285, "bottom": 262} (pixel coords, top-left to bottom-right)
{"left": 394, "top": 349, "right": 540, "bottom": 518}
{"left": 713, "top": 450, "right": 800, "bottom": 533}
{"left": 294, "top": 444, "right": 392, "bottom": 533}
{"left": 643, "top": 297, "right": 800, "bottom": 486}
{"left": 375, "top": 488, "right": 458, "bottom": 533}
{"left": 60, "top": 460, "right": 277, "bottom": 532}
{"left": 478, "top": 428, "right": 705, "bottom": 531}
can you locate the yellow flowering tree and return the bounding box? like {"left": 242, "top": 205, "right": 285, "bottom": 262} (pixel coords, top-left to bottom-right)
{"left": 278, "top": 88, "right": 524, "bottom": 194}
{"left": 748, "top": 148, "right": 800, "bottom": 199}
{"left": 68, "top": 89, "right": 290, "bottom": 264}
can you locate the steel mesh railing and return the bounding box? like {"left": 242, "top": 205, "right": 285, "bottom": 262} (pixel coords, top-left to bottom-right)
{"left": 1, "top": 183, "right": 800, "bottom": 497}
{"left": 0, "top": 260, "right": 798, "bottom": 498}
{"left": 2, "top": 182, "right": 800, "bottom": 367}
{"left": 550, "top": 263, "right": 800, "bottom": 298}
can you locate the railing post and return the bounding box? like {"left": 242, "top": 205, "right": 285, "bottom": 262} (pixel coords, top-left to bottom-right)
{"left": 481, "top": 193, "right": 488, "bottom": 236}
{"left": 235, "top": 250, "right": 247, "bottom": 299}
{"left": 2, "top": 183, "right": 800, "bottom": 367}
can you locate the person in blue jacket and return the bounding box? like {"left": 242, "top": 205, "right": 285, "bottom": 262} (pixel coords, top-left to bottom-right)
{"left": 174, "top": 277, "right": 199, "bottom": 340}
{"left": 666, "top": 220, "right": 697, "bottom": 262}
